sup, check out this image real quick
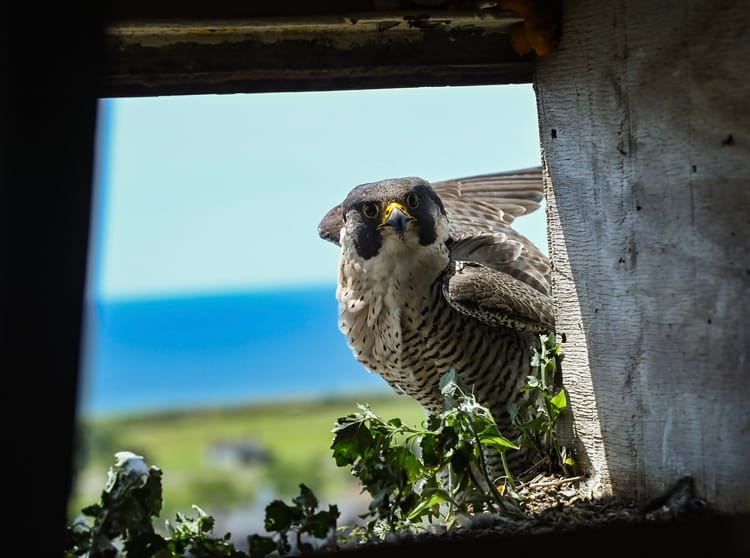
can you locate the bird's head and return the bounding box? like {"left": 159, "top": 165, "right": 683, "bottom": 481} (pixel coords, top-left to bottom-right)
{"left": 325, "top": 177, "right": 450, "bottom": 260}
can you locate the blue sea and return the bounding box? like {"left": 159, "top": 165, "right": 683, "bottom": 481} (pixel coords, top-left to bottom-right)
{"left": 78, "top": 285, "right": 393, "bottom": 418}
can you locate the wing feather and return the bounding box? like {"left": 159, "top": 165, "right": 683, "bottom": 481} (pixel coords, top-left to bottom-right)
{"left": 433, "top": 167, "right": 551, "bottom": 296}
{"left": 443, "top": 262, "right": 555, "bottom": 333}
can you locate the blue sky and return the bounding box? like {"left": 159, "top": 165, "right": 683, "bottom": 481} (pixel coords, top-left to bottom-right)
{"left": 90, "top": 84, "right": 545, "bottom": 301}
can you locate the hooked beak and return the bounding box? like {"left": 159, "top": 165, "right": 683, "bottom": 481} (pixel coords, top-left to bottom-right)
{"left": 378, "top": 202, "right": 412, "bottom": 239}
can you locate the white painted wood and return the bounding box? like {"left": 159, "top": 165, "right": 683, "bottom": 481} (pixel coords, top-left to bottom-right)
{"left": 533, "top": 0, "right": 750, "bottom": 512}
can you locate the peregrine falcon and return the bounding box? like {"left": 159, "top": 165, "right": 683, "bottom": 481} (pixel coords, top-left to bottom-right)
{"left": 318, "top": 167, "right": 554, "bottom": 473}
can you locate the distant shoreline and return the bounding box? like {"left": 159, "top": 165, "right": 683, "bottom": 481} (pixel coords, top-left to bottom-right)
{"left": 79, "top": 389, "right": 415, "bottom": 424}
{"left": 78, "top": 286, "right": 393, "bottom": 419}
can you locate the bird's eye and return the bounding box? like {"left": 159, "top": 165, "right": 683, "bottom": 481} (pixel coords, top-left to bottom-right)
{"left": 405, "top": 192, "right": 419, "bottom": 209}
{"left": 361, "top": 202, "right": 379, "bottom": 219}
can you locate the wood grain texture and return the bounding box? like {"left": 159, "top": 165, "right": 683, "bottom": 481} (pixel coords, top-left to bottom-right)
{"left": 533, "top": 0, "right": 750, "bottom": 512}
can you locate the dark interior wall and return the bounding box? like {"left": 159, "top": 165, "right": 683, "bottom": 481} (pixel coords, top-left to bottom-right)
{"left": 0, "top": 5, "right": 105, "bottom": 555}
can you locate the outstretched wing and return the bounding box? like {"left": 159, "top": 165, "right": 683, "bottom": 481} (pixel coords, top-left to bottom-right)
{"left": 432, "top": 167, "right": 554, "bottom": 332}
{"left": 432, "top": 167, "right": 551, "bottom": 297}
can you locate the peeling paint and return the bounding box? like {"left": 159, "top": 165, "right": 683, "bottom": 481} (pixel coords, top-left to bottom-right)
{"left": 107, "top": 11, "right": 523, "bottom": 48}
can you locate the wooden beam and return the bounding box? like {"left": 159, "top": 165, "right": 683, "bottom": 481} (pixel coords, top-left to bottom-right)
{"left": 101, "top": 10, "right": 533, "bottom": 97}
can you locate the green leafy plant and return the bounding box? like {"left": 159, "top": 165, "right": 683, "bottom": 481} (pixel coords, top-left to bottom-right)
{"left": 510, "top": 332, "right": 574, "bottom": 475}
{"left": 66, "top": 453, "right": 340, "bottom": 558}
{"left": 330, "top": 369, "right": 523, "bottom": 540}
{"left": 66, "top": 334, "right": 570, "bottom": 556}
{"left": 249, "top": 484, "right": 339, "bottom": 557}
{"left": 65, "top": 451, "right": 246, "bottom": 558}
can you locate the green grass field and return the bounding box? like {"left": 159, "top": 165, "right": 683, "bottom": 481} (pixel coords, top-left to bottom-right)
{"left": 69, "top": 392, "right": 426, "bottom": 526}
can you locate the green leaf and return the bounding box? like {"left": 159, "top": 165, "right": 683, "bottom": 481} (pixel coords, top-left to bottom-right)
{"left": 394, "top": 446, "right": 423, "bottom": 482}
{"left": 449, "top": 442, "right": 472, "bottom": 472}
{"left": 331, "top": 413, "right": 359, "bottom": 433}
{"left": 293, "top": 483, "right": 319, "bottom": 513}
{"left": 507, "top": 402, "right": 520, "bottom": 422}
{"left": 302, "top": 506, "right": 340, "bottom": 539}
{"left": 123, "top": 532, "right": 169, "bottom": 557}
{"left": 331, "top": 422, "right": 374, "bottom": 466}
{"left": 419, "top": 433, "right": 441, "bottom": 468}
{"left": 479, "top": 434, "right": 520, "bottom": 452}
{"left": 516, "top": 416, "right": 547, "bottom": 431}
{"left": 549, "top": 388, "right": 568, "bottom": 415}
{"left": 387, "top": 417, "right": 403, "bottom": 428}
{"left": 437, "top": 425, "right": 459, "bottom": 454}
{"left": 439, "top": 368, "right": 468, "bottom": 406}
{"left": 407, "top": 489, "right": 452, "bottom": 520}
{"left": 248, "top": 534, "right": 277, "bottom": 558}
{"left": 264, "top": 500, "right": 302, "bottom": 533}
